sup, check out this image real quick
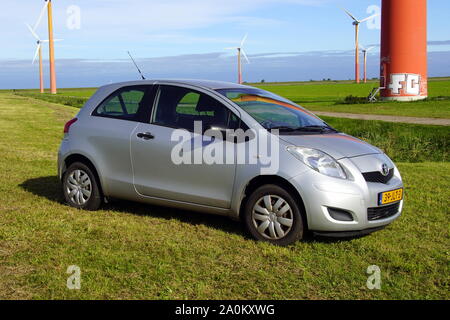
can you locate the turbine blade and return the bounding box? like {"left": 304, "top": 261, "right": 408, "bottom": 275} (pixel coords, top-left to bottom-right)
{"left": 241, "top": 49, "right": 250, "bottom": 64}
{"left": 33, "top": 0, "right": 49, "bottom": 30}
{"left": 341, "top": 8, "right": 358, "bottom": 22}
{"left": 32, "top": 44, "right": 41, "bottom": 64}
{"left": 240, "top": 33, "right": 248, "bottom": 47}
{"left": 359, "top": 13, "right": 380, "bottom": 23}
{"left": 367, "top": 46, "right": 376, "bottom": 52}
{"left": 224, "top": 47, "right": 238, "bottom": 50}
{"left": 26, "top": 23, "right": 40, "bottom": 40}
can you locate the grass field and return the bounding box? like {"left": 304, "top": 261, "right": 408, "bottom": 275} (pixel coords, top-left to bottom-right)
{"left": 11, "top": 77, "right": 450, "bottom": 119}
{"left": 0, "top": 92, "right": 448, "bottom": 299}
{"left": 253, "top": 79, "right": 450, "bottom": 119}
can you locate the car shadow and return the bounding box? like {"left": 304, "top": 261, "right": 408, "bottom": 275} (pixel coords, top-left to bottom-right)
{"left": 19, "top": 176, "right": 247, "bottom": 238}
{"left": 20, "top": 175, "right": 65, "bottom": 203}
{"left": 19, "top": 176, "right": 364, "bottom": 244}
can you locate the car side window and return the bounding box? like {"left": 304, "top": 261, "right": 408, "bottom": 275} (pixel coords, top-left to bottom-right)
{"left": 93, "top": 87, "right": 149, "bottom": 121}
{"left": 152, "top": 85, "right": 239, "bottom": 132}
{"left": 175, "top": 92, "right": 202, "bottom": 115}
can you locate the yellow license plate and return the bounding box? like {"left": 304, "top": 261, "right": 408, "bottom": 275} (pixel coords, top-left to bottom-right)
{"left": 379, "top": 188, "right": 403, "bottom": 205}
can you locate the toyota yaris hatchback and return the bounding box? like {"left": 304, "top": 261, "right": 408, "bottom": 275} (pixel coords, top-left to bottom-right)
{"left": 58, "top": 80, "right": 403, "bottom": 245}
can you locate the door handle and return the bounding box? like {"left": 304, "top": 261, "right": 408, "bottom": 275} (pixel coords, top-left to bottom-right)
{"left": 137, "top": 132, "right": 154, "bottom": 140}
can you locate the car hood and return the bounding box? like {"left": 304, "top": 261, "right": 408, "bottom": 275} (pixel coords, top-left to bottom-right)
{"left": 279, "top": 133, "right": 381, "bottom": 159}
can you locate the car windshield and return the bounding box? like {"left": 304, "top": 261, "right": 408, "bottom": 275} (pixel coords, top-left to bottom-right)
{"left": 216, "top": 88, "right": 334, "bottom": 133}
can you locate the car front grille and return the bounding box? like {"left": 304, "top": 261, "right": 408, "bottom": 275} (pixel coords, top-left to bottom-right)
{"left": 367, "top": 202, "right": 401, "bottom": 221}
{"left": 362, "top": 168, "right": 394, "bottom": 184}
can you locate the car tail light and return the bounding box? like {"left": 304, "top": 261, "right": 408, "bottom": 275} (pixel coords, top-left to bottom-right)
{"left": 64, "top": 118, "right": 78, "bottom": 134}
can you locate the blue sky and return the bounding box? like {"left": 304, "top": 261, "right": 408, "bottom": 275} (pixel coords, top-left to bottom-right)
{"left": 1, "top": 0, "right": 450, "bottom": 88}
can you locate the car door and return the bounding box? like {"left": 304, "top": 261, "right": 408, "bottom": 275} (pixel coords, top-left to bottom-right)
{"left": 87, "top": 85, "right": 154, "bottom": 197}
{"left": 130, "top": 84, "right": 239, "bottom": 208}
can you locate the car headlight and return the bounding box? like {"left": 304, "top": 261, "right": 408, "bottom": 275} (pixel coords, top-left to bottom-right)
{"left": 287, "top": 146, "right": 347, "bottom": 179}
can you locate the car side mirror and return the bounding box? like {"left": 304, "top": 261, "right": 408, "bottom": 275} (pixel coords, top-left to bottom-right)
{"left": 204, "top": 125, "right": 255, "bottom": 143}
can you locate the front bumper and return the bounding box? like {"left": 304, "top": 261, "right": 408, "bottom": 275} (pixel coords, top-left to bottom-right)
{"left": 289, "top": 157, "right": 403, "bottom": 233}
{"left": 312, "top": 226, "right": 386, "bottom": 238}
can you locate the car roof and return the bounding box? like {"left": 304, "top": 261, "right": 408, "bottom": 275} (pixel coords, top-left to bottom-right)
{"left": 99, "top": 79, "right": 254, "bottom": 91}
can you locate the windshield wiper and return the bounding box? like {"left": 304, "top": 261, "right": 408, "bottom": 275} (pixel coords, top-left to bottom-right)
{"left": 302, "top": 125, "right": 338, "bottom": 133}
{"left": 268, "top": 126, "right": 299, "bottom": 132}
{"left": 269, "top": 125, "right": 338, "bottom": 133}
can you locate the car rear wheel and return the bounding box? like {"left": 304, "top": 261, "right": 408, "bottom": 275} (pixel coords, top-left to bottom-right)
{"left": 63, "top": 162, "right": 102, "bottom": 211}
{"left": 244, "top": 184, "right": 304, "bottom": 246}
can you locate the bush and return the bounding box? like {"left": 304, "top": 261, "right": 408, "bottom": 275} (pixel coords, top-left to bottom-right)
{"left": 13, "top": 92, "right": 88, "bottom": 109}
{"left": 342, "top": 95, "right": 368, "bottom": 104}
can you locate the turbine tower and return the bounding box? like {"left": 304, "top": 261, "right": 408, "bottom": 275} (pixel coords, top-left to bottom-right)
{"left": 361, "top": 45, "right": 375, "bottom": 83}
{"left": 226, "top": 34, "right": 250, "bottom": 84}
{"left": 380, "top": 0, "right": 428, "bottom": 101}
{"left": 342, "top": 8, "right": 379, "bottom": 84}
{"left": 47, "top": 0, "right": 57, "bottom": 94}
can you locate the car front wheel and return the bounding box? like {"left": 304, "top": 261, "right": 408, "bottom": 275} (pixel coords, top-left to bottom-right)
{"left": 244, "top": 184, "right": 304, "bottom": 246}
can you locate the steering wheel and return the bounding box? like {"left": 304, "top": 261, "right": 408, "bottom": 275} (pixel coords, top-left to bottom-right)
{"left": 260, "top": 120, "right": 275, "bottom": 129}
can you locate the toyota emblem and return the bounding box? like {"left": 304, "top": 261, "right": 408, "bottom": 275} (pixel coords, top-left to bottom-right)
{"left": 381, "top": 163, "right": 389, "bottom": 176}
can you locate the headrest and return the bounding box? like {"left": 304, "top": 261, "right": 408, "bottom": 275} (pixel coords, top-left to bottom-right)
{"left": 196, "top": 95, "right": 221, "bottom": 112}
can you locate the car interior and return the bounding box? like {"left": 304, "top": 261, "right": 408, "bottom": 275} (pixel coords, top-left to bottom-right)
{"left": 154, "top": 85, "right": 239, "bottom": 132}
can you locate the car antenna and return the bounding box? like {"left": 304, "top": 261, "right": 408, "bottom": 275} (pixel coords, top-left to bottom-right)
{"left": 127, "top": 51, "right": 146, "bottom": 80}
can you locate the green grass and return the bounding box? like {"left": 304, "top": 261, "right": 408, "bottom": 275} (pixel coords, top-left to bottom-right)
{"left": 13, "top": 92, "right": 89, "bottom": 108}
{"left": 0, "top": 92, "right": 448, "bottom": 299}
{"left": 13, "top": 87, "right": 97, "bottom": 97}
{"left": 11, "top": 87, "right": 97, "bottom": 109}
{"left": 12, "top": 78, "right": 450, "bottom": 119}
{"left": 304, "top": 100, "right": 450, "bottom": 119}
{"left": 253, "top": 79, "right": 450, "bottom": 119}
{"left": 322, "top": 117, "right": 449, "bottom": 162}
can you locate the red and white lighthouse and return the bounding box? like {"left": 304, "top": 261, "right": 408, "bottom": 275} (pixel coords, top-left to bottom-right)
{"left": 380, "top": 0, "right": 428, "bottom": 101}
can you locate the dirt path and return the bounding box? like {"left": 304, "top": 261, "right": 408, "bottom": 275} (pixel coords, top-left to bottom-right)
{"left": 314, "top": 111, "right": 450, "bottom": 126}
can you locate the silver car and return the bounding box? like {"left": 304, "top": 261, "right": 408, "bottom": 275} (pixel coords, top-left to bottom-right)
{"left": 58, "top": 80, "right": 403, "bottom": 245}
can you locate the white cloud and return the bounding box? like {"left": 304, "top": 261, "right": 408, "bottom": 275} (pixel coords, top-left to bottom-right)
{"left": 0, "top": 0, "right": 333, "bottom": 60}
{"left": 64, "top": 0, "right": 295, "bottom": 32}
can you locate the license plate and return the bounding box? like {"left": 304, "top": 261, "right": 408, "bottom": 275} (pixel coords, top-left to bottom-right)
{"left": 379, "top": 188, "right": 403, "bottom": 205}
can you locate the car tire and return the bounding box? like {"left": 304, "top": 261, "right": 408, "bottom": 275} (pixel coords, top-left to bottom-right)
{"left": 244, "top": 184, "right": 304, "bottom": 246}
{"left": 63, "top": 162, "right": 102, "bottom": 211}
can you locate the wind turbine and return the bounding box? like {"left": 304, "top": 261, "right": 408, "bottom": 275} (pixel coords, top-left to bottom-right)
{"left": 26, "top": 1, "right": 62, "bottom": 93}
{"left": 225, "top": 34, "right": 250, "bottom": 84}
{"left": 342, "top": 8, "right": 379, "bottom": 84}
{"left": 33, "top": 0, "right": 58, "bottom": 94}
{"left": 26, "top": 24, "right": 46, "bottom": 93}
{"left": 360, "top": 45, "right": 375, "bottom": 83}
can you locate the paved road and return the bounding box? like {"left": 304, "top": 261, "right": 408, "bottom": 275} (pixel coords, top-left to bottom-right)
{"left": 314, "top": 111, "right": 450, "bottom": 126}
